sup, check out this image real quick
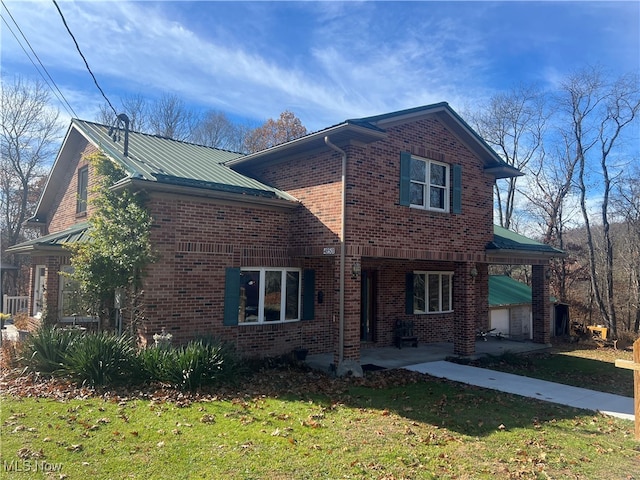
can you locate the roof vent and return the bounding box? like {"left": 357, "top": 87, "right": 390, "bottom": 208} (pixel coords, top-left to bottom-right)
{"left": 108, "top": 113, "right": 130, "bottom": 157}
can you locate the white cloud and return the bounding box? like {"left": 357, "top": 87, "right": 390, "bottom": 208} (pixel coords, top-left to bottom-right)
{"left": 2, "top": 0, "right": 637, "bottom": 132}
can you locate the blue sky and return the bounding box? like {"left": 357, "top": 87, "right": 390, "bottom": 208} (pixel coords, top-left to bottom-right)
{"left": 2, "top": 1, "right": 639, "bottom": 131}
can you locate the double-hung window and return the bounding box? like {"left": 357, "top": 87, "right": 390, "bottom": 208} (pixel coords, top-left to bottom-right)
{"left": 413, "top": 271, "right": 453, "bottom": 314}
{"left": 76, "top": 166, "right": 88, "bottom": 214}
{"left": 239, "top": 268, "right": 301, "bottom": 324}
{"left": 410, "top": 156, "right": 450, "bottom": 212}
{"left": 59, "top": 266, "right": 89, "bottom": 321}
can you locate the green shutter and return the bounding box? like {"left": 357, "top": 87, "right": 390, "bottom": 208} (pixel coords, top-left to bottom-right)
{"left": 452, "top": 164, "right": 462, "bottom": 214}
{"left": 405, "top": 272, "right": 414, "bottom": 315}
{"left": 302, "top": 269, "right": 315, "bottom": 320}
{"left": 223, "top": 267, "right": 240, "bottom": 326}
{"left": 399, "top": 151, "right": 411, "bottom": 206}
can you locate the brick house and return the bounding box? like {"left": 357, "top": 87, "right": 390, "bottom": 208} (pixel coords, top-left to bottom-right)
{"left": 7, "top": 102, "right": 562, "bottom": 374}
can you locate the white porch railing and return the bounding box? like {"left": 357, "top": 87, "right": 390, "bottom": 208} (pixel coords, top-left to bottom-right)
{"left": 2, "top": 295, "right": 29, "bottom": 315}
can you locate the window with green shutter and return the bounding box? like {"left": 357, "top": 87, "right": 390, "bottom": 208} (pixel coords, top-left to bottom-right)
{"left": 229, "top": 267, "right": 303, "bottom": 325}
{"left": 399, "top": 152, "right": 457, "bottom": 213}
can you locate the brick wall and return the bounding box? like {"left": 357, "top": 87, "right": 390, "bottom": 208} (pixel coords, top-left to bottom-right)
{"left": 140, "top": 192, "right": 334, "bottom": 357}
{"left": 241, "top": 116, "right": 495, "bottom": 358}
{"left": 48, "top": 141, "right": 101, "bottom": 233}
{"left": 31, "top": 115, "right": 499, "bottom": 360}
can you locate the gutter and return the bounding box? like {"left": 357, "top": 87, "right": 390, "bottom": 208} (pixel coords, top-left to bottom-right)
{"left": 324, "top": 136, "right": 346, "bottom": 365}
{"left": 112, "top": 177, "right": 300, "bottom": 210}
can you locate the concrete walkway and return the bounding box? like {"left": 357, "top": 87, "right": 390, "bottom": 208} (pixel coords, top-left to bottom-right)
{"left": 406, "top": 360, "right": 635, "bottom": 421}
{"left": 306, "top": 340, "right": 634, "bottom": 421}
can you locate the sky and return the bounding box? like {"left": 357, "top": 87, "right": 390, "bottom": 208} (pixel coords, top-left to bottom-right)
{"left": 1, "top": 0, "right": 639, "bottom": 133}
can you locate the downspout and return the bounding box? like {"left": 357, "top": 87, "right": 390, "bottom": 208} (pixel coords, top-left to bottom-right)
{"left": 324, "top": 136, "right": 346, "bottom": 365}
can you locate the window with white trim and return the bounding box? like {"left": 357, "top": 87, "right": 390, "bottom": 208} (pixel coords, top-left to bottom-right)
{"left": 410, "top": 156, "right": 450, "bottom": 212}
{"left": 413, "top": 271, "right": 453, "bottom": 313}
{"left": 76, "top": 166, "right": 88, "bottom": 214}
{"left": 239, "top": 268, "right": 301, "bottom": 324}
{"left": 59, "top": 266, "right": 93, "bottom": 321}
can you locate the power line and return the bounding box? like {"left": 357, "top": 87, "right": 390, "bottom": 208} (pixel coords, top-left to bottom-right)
{"left": 1, "top": 0, "right": 78, "bottom": 118}
{"left": 52, "top": 0, "right": 118, "bottom": 118}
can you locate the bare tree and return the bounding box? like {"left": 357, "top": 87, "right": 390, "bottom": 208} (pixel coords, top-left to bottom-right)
{"left": 97, "top": 93, "right": 197, "bottom": 141}
{"left": 244, "top": 110, "right": 307, "bottom": 153}
{"left": 613, "top": 168, "right": 640, "bottom": 332}
{"left": 521, "top": 142, "right": 580, "bottom": 301}
{"left": 563, "top": 66, "right": 640, "bottom": 337}
{"left": 97, "top": 93, "right": 149, "bottom": 133}
{"left": 0, "top": 76, "right": 63, "bottom": 293}
{"left": 191, "top": 110, "right": 247, "bottom": 151}
{"left": 470, "top": 85, "right": 546, "bottom": 229}
{"left": 147, "top": 93, "right": 198, "bottom": 141}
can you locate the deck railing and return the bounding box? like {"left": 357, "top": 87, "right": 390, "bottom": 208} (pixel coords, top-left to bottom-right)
{"left": 2, "top": 295, "right": 29, "bottom": 315}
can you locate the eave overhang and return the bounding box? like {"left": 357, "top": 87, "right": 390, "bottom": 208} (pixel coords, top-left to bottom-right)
{"left": 6, "top": 222, "right": 91, "bottom": 255}
{"left": 360, "top": 102, "right": 523, "bottom": 179}
{"left": 486, "top": 225, "right": 566, "bottom": 263}
{"left": 112, "top": 177, "right": 300, "bottom": 210}
{"left": 224, "top": 122, "right": 387, "bottom": 167}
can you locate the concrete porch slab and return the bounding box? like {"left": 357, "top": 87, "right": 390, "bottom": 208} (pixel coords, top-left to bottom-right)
{"left": 305, "top": 337, "right": 550, "bottom": 373}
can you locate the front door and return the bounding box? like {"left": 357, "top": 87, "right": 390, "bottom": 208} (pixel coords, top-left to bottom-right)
{"left": 32, "top": 265, "right": 46, "bottom": 317}
{"left": 360, "top": 270, "right": 377, "bottom": 342}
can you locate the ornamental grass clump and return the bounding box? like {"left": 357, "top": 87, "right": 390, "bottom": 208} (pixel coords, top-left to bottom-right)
{"left": 138, "top": 338, "right": 241, "bottom": 391}
{"left": 21, "top": 325, "right": 80, "bottom": 377}
{"left": 175, "top": 339, "right": 225, "bottom": 391}
{"left": 62, "top": 331, "right": 138, "bottom": 386}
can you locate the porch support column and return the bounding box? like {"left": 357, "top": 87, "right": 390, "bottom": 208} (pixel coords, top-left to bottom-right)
{"left": 454, "top": 261, "right": 477, "bottom": 356}
{"left": 336, "top": 255, "right": 363, "bottom": 377}
{"left": 532, "top": 264, "right": 551, "bottom": 345}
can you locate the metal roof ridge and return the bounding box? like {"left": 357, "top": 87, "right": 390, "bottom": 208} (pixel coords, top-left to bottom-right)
{"left": 73, "top": 118, "right": 245, "bottom": 155}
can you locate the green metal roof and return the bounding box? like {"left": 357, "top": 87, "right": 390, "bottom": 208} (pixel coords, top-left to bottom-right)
{"left": 489, "top": 275, "right": 532, "bottom": 307}
{"left": 227, "top": 103, "right": 521, "bottom": 179}
{"left": 5, "top": 222, "right": 91, "bottom": 254}
{"left": 489, "top": 225, "right": 564, "bottom": 256}
{"left": 73, "top": 120, "right": 297, "bottom": 202}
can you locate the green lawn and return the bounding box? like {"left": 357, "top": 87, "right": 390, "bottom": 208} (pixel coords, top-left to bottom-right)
{"left": 464, "top": 344, "right": 635, "bottom": 398}
{"left": 1, "top": 364, "right": 637, "bottom": 479}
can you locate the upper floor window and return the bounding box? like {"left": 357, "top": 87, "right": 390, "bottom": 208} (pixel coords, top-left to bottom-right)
{"left": 76, "top": 166, "right": 88, "bottom": 214}
{"left": 399, "top": 152, "right": 462, "bottom": 214}
{"left": 239, "top": 268, "right": 301, "bottom": 324}
{"left": 410, "top": 156, "right": 449, "bottom": 212}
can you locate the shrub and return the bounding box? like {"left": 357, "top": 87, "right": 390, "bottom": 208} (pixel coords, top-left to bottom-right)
{"left": 21, "top": 326, "right": 79, "bottom": 376}
{"left": 62, "top": 331, "right": 137, "bottom": 386}
{"left": 176, "top": 340, "right": 224, "bottom": 391}
{"left": 1, "top": 339, "right": 22, "bottom": 370}
{"left": 137, "top": 343, "right": 176, "bottom": 384}
{"left": 138, "top": 338, "right": 243, "bottom": 391}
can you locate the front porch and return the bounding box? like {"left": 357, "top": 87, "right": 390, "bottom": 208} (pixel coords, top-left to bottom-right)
{"left": 305, "top": 337, "right": 551, "bottom": 374}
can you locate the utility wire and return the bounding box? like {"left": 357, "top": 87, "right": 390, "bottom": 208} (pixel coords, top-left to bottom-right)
{"left": 52, "top": 0, "right": 118, "bottom": 118}
{"left": 1, "top": 0, "right": 79, "bottom": 118}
